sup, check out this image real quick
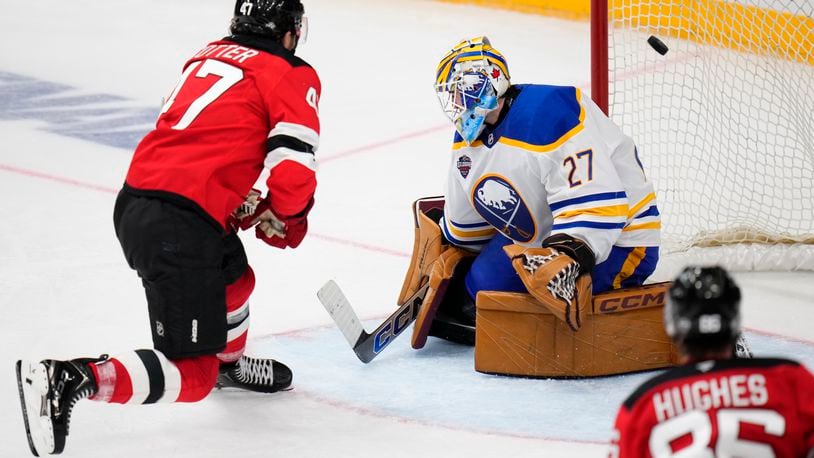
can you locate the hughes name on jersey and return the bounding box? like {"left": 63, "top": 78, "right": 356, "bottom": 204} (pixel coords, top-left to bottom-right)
{"left": 441, "top": 84, "right": 660, "bottom": 271}
{"left": 125, "top": 35, "right": 321, "bottom": 230}
{"left": 611, "top": 358, "right": 814, "bottom": 457}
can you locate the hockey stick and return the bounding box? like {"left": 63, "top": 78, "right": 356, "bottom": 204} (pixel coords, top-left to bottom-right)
{"left": 474, "top": 199, "right": 532, "bottom": 239}
{"left": 317, "top": 280, "right": 429, "bottom": 363}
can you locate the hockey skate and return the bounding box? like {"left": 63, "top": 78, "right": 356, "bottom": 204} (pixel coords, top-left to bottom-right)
{"left": 16, "top": 357, "right": 101, "bottom": 456}
{"left": 216, "top": 355, "right": 292, "bottom": 393}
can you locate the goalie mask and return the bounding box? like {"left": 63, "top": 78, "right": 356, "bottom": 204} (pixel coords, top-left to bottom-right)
{"left": 665, "top": 266, "right": 742, "bottom": 350}
{"left": 435, "top": 37, "right": 510, "bottom": 145}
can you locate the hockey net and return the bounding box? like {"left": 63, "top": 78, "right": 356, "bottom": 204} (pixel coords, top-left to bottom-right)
{"left": 591, "top": 0, "right": 814, "bottom": 274}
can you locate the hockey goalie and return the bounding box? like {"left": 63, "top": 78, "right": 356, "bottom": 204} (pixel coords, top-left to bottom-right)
{"left": 398, "top": 37, "right": 670, "bottom": 378}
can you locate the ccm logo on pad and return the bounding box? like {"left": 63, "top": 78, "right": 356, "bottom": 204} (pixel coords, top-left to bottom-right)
{"left": 596, "top": 291, "right": 665, "bottom": 314}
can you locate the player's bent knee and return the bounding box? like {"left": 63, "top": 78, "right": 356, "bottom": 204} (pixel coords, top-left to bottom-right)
{"left": 226, "top": 266, "right": 255, "bottom": 310}
{"left": 173, "top": 354, "right": 220, "bottom": 402}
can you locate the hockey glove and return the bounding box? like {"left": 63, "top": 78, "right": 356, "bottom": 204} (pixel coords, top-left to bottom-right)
{"left": 229, "top": 189, "right": 264, "bottom": 232}
{"left": 254, "top": 198, "right": 314, "bottom": 249}
{"left": 503, "top": 235, "right": 595, "bottom": 331}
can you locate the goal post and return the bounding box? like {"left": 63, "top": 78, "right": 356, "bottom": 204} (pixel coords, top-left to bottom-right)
{"left": 591, "top": 0, "right": 814, "bottom": 274}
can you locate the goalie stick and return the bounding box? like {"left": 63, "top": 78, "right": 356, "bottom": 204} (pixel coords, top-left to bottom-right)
{"left": 317, "top": 280, "right": 429, "bottom": 363}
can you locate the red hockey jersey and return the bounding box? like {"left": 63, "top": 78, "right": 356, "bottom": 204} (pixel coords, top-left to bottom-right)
{"left": 125, "top": 35, "right": 320, "bottom": 230}
{"left": 610, "top": 358, "right": 814, "bottom": 457}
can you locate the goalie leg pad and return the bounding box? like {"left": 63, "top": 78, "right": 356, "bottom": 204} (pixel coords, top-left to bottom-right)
{"left": 474, "top": 282, "right": 677, "bottom": 377}
{"left": 397, "top": 197, "right": 446, "bottom": 305}
{"left": 410, "top": 246, "right": 473, "bottom": 349}
{"left": 427, "top": 257, "right": 476, "bottom": 346}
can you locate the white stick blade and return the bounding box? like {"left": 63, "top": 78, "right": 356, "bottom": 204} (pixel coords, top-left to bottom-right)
{"left": 317, "top": 280, "right": 366, "bottom": 347}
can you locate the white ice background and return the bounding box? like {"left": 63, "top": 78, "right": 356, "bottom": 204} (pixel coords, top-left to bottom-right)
{"left": 1, "top": 1, "right": 812, "bottom": 457}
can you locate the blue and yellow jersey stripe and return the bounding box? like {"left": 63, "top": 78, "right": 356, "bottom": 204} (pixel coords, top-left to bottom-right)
{"left": 548, "top": 191, "right": 629, "bottom": 232}
{"left": 452, "top": 139, "right": 484, "bottom": 150}
{"left": 554, "top": 204, "right": 629, "bottom": 220}
{"left": 440, "top": 216, "right": 496, "bottom": 249}
{"left": 549, "top": 191, "right": 628, "bottom": 213}
{"left": 627, "top": 193, "right": 656, "bottom": 219}
{"left": 623, "top": 193, "right": 661, "bottom": 232}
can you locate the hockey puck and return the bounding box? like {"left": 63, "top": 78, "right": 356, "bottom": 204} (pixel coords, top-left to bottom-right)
{"left": 647, "top": 35, "right": 669, "bottom": 55}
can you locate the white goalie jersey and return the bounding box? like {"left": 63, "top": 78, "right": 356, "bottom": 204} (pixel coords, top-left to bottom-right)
{"left": 440, "top": 84, "right": 660, "bottom": 264}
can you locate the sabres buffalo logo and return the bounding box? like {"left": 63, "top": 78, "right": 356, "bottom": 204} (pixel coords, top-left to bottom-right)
{"left": 472, "top": 175, "right": 535, "bottom": 242}
{"left": 457, "top": 155, "right": 472, "bottom": 178}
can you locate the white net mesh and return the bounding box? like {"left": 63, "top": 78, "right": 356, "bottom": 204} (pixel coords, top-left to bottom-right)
{"left": 606, "top": 0, "right": 814, "bottom": 271}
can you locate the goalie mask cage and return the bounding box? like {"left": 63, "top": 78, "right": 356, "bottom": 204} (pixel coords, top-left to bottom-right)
{"left": 591, "top": 0, "right": 814, "bottom": 273}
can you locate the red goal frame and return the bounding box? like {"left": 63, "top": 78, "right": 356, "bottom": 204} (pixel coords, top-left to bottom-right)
{"left": 590, "top": 0, "right": 609, "bottom": 115}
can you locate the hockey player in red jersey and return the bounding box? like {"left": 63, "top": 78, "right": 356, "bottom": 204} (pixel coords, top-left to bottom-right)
{"left": 610, "top": 266, "right": 814, "bottom": 457}
{"left": 15, "top": 1, "right": 320, "bottom": 455}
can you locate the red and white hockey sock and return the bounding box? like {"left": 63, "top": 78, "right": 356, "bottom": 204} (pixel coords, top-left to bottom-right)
{"left": 217, "top": 267, "right": 255, "bottom": 364}
{"left": 87, "top": 268, "right": 256, "bottom": 403}
{"left": 88, "top": 351, "right": 219, "bottom": 404}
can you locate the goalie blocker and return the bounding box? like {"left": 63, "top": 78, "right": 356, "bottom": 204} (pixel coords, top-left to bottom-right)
{"left": 401, "top": 196, "right": 677, "bottom": 377}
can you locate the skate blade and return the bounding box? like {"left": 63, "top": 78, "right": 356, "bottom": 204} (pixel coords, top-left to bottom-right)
{"left": 215, "top": 375, "right": 294, "bottom": 393}
{"left": 16, "top": 360, "right": 55, "bottom": 456}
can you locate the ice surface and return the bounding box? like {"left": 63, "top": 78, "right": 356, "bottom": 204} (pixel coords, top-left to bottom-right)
{"left": 0, "top": 1, "right": 811, "bottom": 457}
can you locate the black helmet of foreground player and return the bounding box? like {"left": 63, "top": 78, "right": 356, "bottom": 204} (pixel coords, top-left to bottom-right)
{"left": 665, "top": 266, "right": 742, "bottom": 360}
{"left": 231, "top": 0, "right": 307, "bottom": 47}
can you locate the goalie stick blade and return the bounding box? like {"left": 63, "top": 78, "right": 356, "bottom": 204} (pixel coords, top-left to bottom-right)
{"left": 317, "top": 281, "right": 429, "bottom": 363}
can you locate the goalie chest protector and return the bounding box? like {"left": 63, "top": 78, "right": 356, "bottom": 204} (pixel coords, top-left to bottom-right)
{"left": 474, "top": 282, "right": 678, "bottom": 377}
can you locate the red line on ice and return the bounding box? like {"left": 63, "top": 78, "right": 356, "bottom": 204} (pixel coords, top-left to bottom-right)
{"left": 744, "top": 326, "right": 814, "bottom": 346}
{"left": 0, "top": 162, "right": 409, "bottom": 258}
{"left": 267, "top": 322, "right": 814, "bottom": 444}
{"left": 309, "top": 233, "right": 409, "bottom": 258}
{"left": 0, "top": 163, "right": 120, "bottom": 195}
{"left": 294, "top": 389, "right": 609, "bottom": 446}
{"left": 318, "top": 123, "right": 449, "bottom": 164}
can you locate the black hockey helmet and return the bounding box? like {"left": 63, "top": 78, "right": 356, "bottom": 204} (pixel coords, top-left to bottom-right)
{"left": 230, "top": 0, "right": 306, "bottom": 42}
{"left": 665, "top": 266, "right": 742, "bottom": 350}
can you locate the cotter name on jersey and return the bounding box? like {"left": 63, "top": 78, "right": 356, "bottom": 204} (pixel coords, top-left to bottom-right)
{"left": 192, "top": 44, "right": 259, "bottom": 64}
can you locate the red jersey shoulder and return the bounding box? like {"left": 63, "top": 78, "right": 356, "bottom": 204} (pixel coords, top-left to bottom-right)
{"left": 186, "top": 39, "right": 314, "bottom": 83}
{"left": 183, "top": 37, "right": 321, "bottom": 134}
{"left": 614, "top": 358, "right": 814, "bottom": 457}
{"left": 623, "top": 358, "right": 802, "bottom": 409}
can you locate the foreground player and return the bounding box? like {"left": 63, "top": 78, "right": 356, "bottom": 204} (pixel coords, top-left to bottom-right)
{"left": 15, "top": 0, "right": 320, "bottom": 455}
{"left": 610, "top": 266, "right": 814, "bottom": 457}
{"left": 421, "top": 37, "right": 660, "bottom": 334}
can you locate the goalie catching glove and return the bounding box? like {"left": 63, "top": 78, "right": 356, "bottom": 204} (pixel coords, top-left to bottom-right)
{"left": 502, "top": 234, "right": 595, "bottom": 331}
{"left": 230, "top": 188, "right": 313, "bottom": 249}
